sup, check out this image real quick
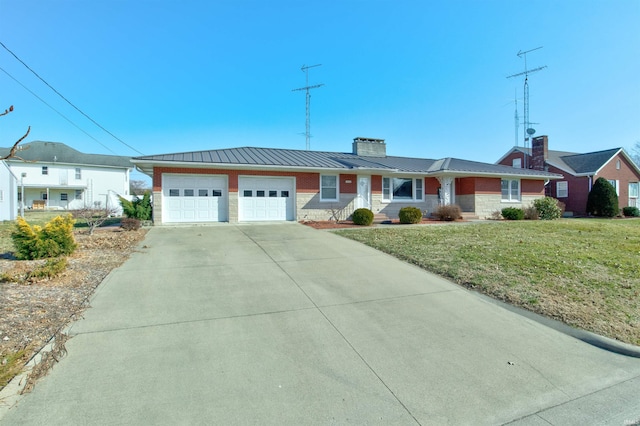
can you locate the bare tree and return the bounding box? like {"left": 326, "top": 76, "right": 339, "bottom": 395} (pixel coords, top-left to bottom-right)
{"left": 129, "top": 179, "right": 150, "bottom": 196}
{"left": 1, "top": 105, "right": 31, "bottom": 160}
{"left": 631, "top": 141, "right": 640, "bottom": 168}
{"left": 71, "top": 206, "right": 119, "bottom": 235}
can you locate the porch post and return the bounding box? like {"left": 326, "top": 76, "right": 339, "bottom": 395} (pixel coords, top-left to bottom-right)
{"left": 437, "top": 177, "right": 453, "bottom": 205}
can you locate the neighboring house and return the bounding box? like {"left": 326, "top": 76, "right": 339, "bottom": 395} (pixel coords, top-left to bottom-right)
{"left": 0, "top": 160, "right": 18, "bottom": 221}
{"left": 0, "top": 141, "right": 133, "bottom": 214}
{"left": 497, "top": 136, "right": 640, "bottom": 216}
{"left": 131, "top": 137, "right": 561, "bottom": 224}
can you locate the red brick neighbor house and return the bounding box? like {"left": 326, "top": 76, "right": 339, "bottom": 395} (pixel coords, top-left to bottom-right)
{"left": 497, "top": 136, "right": 640, "bottom": 216}
{"left": 131, "top": 137, "right": 561, "bottom": 224}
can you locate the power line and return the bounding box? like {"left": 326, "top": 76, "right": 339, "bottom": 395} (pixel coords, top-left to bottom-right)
{"left": 0, "top": 40, "right": 144, "bottom": 155}
{"left": 0, "top": 66, "right": 117, "bottom": 154}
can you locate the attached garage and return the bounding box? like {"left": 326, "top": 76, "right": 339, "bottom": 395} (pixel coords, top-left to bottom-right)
{"left": 162, "top": 174, "right": 228, "bottom": 223}
{"left": 238, "top": 176, "right": 295, "bottom": 221}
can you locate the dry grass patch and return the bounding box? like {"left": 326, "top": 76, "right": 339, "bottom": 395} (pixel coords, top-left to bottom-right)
{"left": 335, "top": 219, "right": 640, "bottom": 346}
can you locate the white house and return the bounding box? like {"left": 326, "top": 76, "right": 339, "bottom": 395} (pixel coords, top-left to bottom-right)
{"left": 0, "top": 141, "right": 132, "bottom": 215}
{"left": 0, "top": 160, "right": 18, "bottom": 221}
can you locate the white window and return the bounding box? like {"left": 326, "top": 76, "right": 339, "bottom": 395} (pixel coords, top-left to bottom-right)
{"left": 42, "top": 166, "right": 48, "bottom": 175}
{"left": 512, "top": 158, "right": 522, "bottom": 168}
{"left": 382, "top": 177, "right": 424, "bottom": 202}
{"left": 75, "top": 190, "right": 83, "bottom": 200}
{"left": 501, "top": 179, "right": 520, "bottom": 202}
{"left": 320, "top": 175, "right": 338, "bottom": 201}
{"left": 556, "top": 181, "right": 568, "bottom": 198}
{"left": 629, "top": 182, "right": 639, "bottom": 198}
{"left": 75, "top": 168, "right": 82, "bottom": 179}
{"left": 607, "top": 179, "right": 620, "bottom": 196}
{"left": 61, "top": 193, "right": 68, "bottom": 201}
{"left": 616, "top": 159, "right": 621, "bottom": 170}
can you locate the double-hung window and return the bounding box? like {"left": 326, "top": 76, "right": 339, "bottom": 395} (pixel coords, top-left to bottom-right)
{"left": 75, "top": 168, "right": 82, "bottom": 179}
{"left": 556, "top": 181, "right": 568, "bottom": 198}
{"left": 382, "top": 177, "right": 424, "bottom": 202}
{"left": 320, "top": 175, "right": 338, "bottom": 201}
{"left": 501, "top": 179, "right": 520, "bottom": 202}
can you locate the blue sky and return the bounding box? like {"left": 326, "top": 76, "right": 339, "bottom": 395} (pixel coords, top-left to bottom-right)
{"left": 1, "top": 0, "right": 638, "bottom": 182}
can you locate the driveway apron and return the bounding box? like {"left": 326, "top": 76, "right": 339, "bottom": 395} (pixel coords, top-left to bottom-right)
{"left": 2, "top": 224, "right": 639, "bottom": 425}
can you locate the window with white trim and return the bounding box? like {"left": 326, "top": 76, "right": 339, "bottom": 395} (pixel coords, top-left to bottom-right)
{"left": 61, "top": 193, "right": 68, "bottom": 201}
{"left": 75, "top": 190, "right": 83, "bottom": 200}
{"left": 42, "top": 166, "right": 48, "bottom": 175}
{"left": 75, "top": 168, "right": 82, "bottom": 179}
{"left": 320, "top": 175, "right": 338, "bottom": 201}
{"left": 512, "top": 158, "right": 522, "bottom": 168}
{"left": 501, "top": 179, "right": 520, "bottom": 202}
{"left": 607, "top": 179, "right": 619, "bottom": 196}
{"left": 382, "top": 177, "right": 424, "bottom": 202}
{"left": 556, "top": 181, "right": 568, "bottom": 198}
{"left": 629, "top": 182, "right": 639, "bottom": 198}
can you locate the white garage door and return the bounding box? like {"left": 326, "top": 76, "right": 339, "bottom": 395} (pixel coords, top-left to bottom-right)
{"left": 163, "top": 174, "right": 228, "bottom": 223}
{"left": 238, "top": 176, "right": 294, "bottom": 221}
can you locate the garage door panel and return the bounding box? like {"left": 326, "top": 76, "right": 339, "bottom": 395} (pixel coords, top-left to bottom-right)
{"left": 238, "top": 177, "right": 294, "bottom": 222}
{"left": 163, "top": 175, "right": 228, "bottom": 223}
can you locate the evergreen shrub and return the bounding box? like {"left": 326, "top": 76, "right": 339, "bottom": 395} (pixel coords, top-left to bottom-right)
{"left": 501, "top": 207, "right": 524, "bottom": 220}
{"left": 11, "top": 215, "right": 77, "bottom": 260}
{"left": 120, "top": 192, "right": 152, "bottom": 220}
{"left": 398, "top": 206, "right": 423, "bottom": 224}
{"left": 622, "top": 206, "right": 640, "bottom": 217}
{"left": 532, "top": 197, "right": 562, "bottom": 220}
{"left": 586, "top": 178, "right": 619, "bottom": 217}
{"left": 352, "top": 208, "right": 374, "bottom": 226}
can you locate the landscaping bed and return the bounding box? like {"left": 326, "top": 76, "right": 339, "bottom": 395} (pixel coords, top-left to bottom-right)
{"left": 0, "top": 226, "right": 147, "bottom": 390}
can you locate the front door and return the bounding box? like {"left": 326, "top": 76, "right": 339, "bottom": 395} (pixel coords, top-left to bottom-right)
{"left": 356, "top": 176, "right": 371, "bottom": 210}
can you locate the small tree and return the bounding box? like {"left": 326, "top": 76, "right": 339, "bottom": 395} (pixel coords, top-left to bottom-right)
{"left": 72, "top": 206, "right": 119, "bottom": 235}
{"left": 587, "top": 178, "right": 619, "bottom": 217}
{"left": 119, "top": 192, "right": 152, "bottom": 220}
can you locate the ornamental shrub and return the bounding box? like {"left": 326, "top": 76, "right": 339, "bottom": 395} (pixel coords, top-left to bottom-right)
{"left": 532, "top": 197, "right": 562, "bottom": 220}
{"left": 623, "top": 206, "right": 640, "bottom": 217}
{"left": 11, "top": 215, "right": 77, "bottom": 260}
{"left": 121, "top": 218, "right": 142, "bottom": 231}
{"left": 352, "top": 208, "right": 374, "bottom": 226}
{"left": 119, "top": 192, "right": 152, "bottom": 220}
{"left": 586, "top": 178, "right": 619, "bottom": 217}
{"left": 398, "top": 206, "right": 423, "bottom": 224}
{"left": 523, "top": 205, "right": 539, "bottom": 220}
{"left": 433, "top": 204, "right": 462, "bottom": 221}
{"left": 501, "top": 207, "right": 524, "bottom": 220}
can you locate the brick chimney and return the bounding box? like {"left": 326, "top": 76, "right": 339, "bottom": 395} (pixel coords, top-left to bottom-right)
{"left": 352, "top": 137, "right": 386, "bottom": 157}
{"left": 531, "top": 135, "right": 548, "bottom": 171}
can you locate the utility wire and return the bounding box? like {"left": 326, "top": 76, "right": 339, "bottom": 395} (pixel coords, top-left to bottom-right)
{"left": 0, "top": 66, "right": 117, "bottom": 154}
{"left": 0, "top": 41, "right": 144, "bottom": 156}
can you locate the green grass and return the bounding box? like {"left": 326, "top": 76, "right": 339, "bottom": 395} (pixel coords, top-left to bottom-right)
{"left": 335, "top": 219, "right": 640, "bottom": 346}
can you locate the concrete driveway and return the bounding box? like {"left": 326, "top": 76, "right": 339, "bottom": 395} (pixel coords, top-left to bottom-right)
{"left": 2, "top": 224, "right": 639, "bottom": 425}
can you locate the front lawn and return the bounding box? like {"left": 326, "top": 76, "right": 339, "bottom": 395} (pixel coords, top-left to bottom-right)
{"left": 335, "top": 219, "right": 640, "bottom": 346}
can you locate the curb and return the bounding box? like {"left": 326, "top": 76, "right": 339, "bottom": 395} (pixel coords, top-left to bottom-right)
{"left": 475, "top": 292, "right": 640, "bottom": 358}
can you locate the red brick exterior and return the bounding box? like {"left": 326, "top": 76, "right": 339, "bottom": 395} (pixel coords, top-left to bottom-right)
{"left": 498, "top": 148, "right": 640, "bottom": 215}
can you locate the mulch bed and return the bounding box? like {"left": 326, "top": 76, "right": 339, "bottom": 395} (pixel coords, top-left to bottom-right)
{"left": 300, "top": 218, "right": 450, "bottom": 229}
{"left": 0, "top": 227, "right": 147, "bottom": 391}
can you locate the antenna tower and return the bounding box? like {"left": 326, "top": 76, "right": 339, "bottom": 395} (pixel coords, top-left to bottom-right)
{"left": 507, "top": 46, "right": 546, "bottom": 168}
{"left": 292, "top": 64, "right": 324, "bottom": 150}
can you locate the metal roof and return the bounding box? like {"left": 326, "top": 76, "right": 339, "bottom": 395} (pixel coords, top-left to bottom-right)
{"left": 133, "top": 146, "right": 560, "bottom": 178}
{"left": 0, "top": 141, "right": 132, "bottom": 168}
{"left": 506, "top": 146, "right": 624, "bottom": 175}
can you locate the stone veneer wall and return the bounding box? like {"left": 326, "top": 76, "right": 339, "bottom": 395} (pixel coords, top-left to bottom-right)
{"left": 152, "top": 190, "right": 162, "bottom": 223}
{"left": 455, "top": 194, "right": 475, "bottom": 213}
{"left": 296, "top": 193, "right": 357, "bottom": 221}
{"left": 473, "top": 194, "right": 542, "bottom": 219}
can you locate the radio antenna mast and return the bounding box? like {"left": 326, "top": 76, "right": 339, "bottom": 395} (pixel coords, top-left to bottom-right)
{"left": 507, "top": 46, "right": 546, "bottom": 168}
{"left": 292, "top": 64, "right": 324, "bottom": 150}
